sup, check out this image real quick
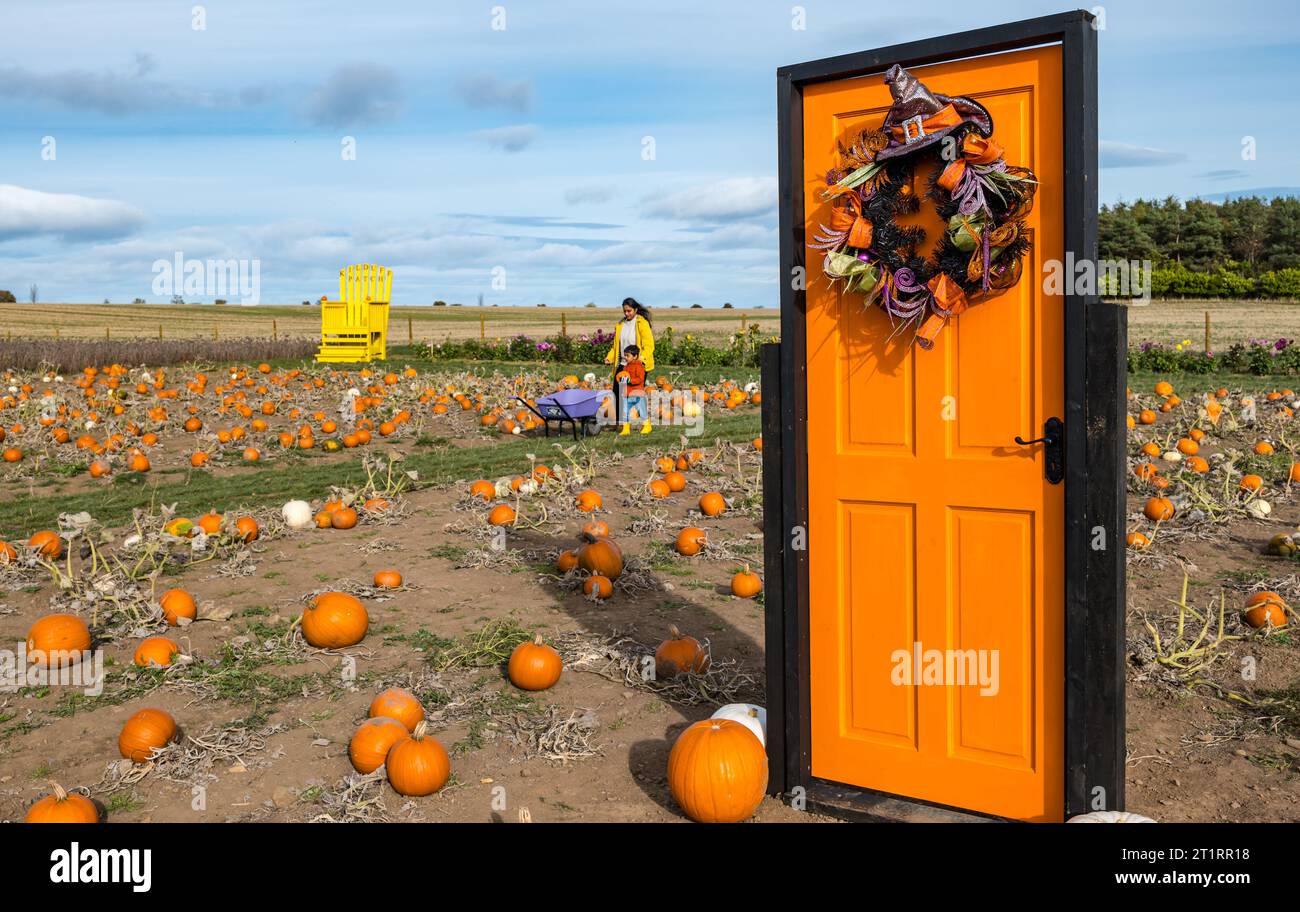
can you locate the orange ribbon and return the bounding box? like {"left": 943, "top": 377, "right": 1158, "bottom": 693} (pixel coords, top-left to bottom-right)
{"left": 889, "top": 103, "right": 964, "bottom": 146}
{"left": 937, "top": 134, "right": 1005, "bottom": 191}
{"left": 915, "top": 274, "right": 970, "bottom": 350}
{"left": 928, "top": 273, "right": 968, "bottom": 316}
{"left": 829, "top": 193, "right": 873, "bottom": 249}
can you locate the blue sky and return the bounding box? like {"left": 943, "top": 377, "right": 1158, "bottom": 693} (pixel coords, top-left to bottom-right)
{"left": 1, "top": 0, "right": 1297, "bottom": 307}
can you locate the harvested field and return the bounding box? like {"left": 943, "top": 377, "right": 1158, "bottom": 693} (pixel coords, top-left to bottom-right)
{"left": 0, "top": 304, "right": 778, "bottom": 348}
{"left": 1124, "top": 299, "right": 1300, "bottom": 348}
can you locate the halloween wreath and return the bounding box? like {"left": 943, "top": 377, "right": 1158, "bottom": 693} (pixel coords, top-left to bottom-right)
{"left": 812, "top": 64, "right": 1038, "bottom": 350}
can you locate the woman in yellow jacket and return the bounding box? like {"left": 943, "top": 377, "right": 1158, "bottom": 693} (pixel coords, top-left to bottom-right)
{"left": 605, "top": 297, "right": 655, "bottom": 434}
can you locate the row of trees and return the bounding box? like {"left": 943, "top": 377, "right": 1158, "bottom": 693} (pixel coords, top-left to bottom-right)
{"left": 1099, "top": 195, "right": 1300, "bottom": 275}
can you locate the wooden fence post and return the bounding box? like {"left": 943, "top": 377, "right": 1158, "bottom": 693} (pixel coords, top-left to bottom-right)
{"left": 480, "top": 311, "right": 485, "bottom": 341}
{"left": 1205, "top": 311, "right": 1211, "bottom": 354}
{"left": 55, "top": 327, "right": 59, "bottom": 340}
{"left": 105, "top": 327, "right": 110, "bottom": 341}
{"left": 561, "top": 312, "right": 568, "bottom": 337}
{"left": 408, "top": 316, "right": 413, "bottom": 345}
{"left": 273, "top": 319, "right": 278, "bottom": 341}
{"left": 159, "top": 324, "right": 163, "bottom": 340}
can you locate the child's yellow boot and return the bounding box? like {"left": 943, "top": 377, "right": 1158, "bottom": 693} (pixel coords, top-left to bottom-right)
{"left": 640, "top": 419, "right": 652, "bottom": 435}
{"left": 619, "top": 422, "right": 631, "bottom": 436}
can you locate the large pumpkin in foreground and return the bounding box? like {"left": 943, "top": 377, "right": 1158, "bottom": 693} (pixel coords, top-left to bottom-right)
{"left": 301, "top": 592, "right": 369, "bottom": 648}
{"left": 386, "top": 721, "right": 451, "bottom": 796}
{"left": 25, "top": 782, "right": 98, "bottom": 824}
{"left": 667, "top": 718, "right": 767, "bottom": 823}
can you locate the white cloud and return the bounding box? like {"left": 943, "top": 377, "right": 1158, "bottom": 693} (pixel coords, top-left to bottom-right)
{"left": 305, "top": 64, "right": 403, "bottom": 128}
{"left": 472, "top": 124, "right": 539, "bottom": 153}
{"left": 642, "top": 177, "right": 776, "bottom": 222}
{"left": 564, "top": 183, "right": 618, "bottom": 205}
{"left": 1099, "top": 141, "right": 1186, "bottom": 169}
{"left": 0, "top": 184, "right": 145, "bottom": 242}
{"left": 455, "top": 73, "right": 533, "bottom": 112}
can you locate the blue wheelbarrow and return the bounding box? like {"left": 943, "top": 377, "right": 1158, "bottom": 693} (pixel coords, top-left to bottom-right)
{"left": 515, "top": 389, "right": 613, "bottom": 440}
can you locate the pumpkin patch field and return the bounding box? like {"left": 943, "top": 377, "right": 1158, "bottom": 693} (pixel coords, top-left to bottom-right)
{"left": 1122, "top": 376, "right": 1300, "bottom": 821}
{"left": 4, "top": 355, "right": 1300, "bottom": 823}
{"left": 0, "top": 357, "right": 817, "bottom": 824}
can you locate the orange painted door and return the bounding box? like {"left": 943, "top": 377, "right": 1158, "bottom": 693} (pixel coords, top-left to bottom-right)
{"left": 803, "top": 46, "right": 1064, "bottom": 821}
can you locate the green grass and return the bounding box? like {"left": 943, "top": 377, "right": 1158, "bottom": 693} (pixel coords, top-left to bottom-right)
{"left": 0, "top": 408, "right": 760, "bottom": 536}
{"left": 1128, "top": 371, "right": 1299, "bottom": 395}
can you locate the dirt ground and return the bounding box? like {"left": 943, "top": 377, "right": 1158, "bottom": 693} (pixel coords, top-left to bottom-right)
{"left": 1122, "top": 383, "right": 1300, "bottom": 823}
{"left": 0, "top": 437, "right": 832, "bottom": 823}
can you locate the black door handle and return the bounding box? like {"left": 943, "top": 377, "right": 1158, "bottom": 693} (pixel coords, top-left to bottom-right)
{"left": 1015, "top": 417, "right": 1063, "bottom": 484}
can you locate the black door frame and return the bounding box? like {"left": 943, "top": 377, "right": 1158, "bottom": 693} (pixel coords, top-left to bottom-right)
{"left": 762, "top": 10, "right": 1125, "bottom": 821}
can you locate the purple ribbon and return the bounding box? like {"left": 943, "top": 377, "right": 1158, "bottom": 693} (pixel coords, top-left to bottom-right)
{"left": 882, "top": 268, "right": 929, "bottom": 320}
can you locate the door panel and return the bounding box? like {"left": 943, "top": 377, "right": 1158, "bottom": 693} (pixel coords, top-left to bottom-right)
{"left": 804, "top": 46, "right": 1064, "bottom": 821}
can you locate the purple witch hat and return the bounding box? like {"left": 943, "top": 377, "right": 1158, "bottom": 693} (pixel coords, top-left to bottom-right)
{"left": 874, "top": 64, "right": 993, "bottom": 161}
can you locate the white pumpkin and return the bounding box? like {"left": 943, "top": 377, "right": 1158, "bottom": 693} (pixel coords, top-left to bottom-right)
{"left": 281, "top": 500, "right": 314, "bottom": 530}
{"left": 1162, "top": 450, "right": 1182, "bottom": 463}
{"left": 1067, "top": 811, "right": 1156, "bottom": 824}
{"left": 710, "top": 703, "right": 767, "bottom": 747}
{"left": 1247, "top": 499, "right": 1272, "bottom": 519}
{"left": 583, "top": 372, "right": 596, "bottom": 384}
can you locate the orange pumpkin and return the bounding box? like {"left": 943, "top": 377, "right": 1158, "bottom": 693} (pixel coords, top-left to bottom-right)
{"left": 664, "top": 471, "right": 687, "bottom": 493}
{"left": 699, "top": 492, "right": 727, "bottom": 517}
{"left": 655, "top": 625, "right": 710, "bottom": 678}
{"left": 575, "top": 489, "right": 603, "bottom": 512}
{"left": 555, "top": 549, "right": 578, "bottom": 573}
{"left": 25, "top": 782, "right": 98, "bottom": 824}
{"left": 301, "top": 591, "right": 369, "bottom": 648}
{"left": 469, "top": 479, "right": 495, "bottom": 500}
{"left": 133, "top": 636, "right": 180, "bottom": 667}
{"left": 1125, "top": 531, "right": 1150, "bottom": 550}
{"left": 675, "top": 527, "right": 708, "bottom": 557}
{"left": 348, "top": 717, "right": 410, "bottom": 773}
{"left": 369, "top": 688, "right": 425, "bottom": 731}
{"left": 0, "top": 540, "right": 16, "bottom": 563}
{"left": 26, "top": 613, "right": 91, "bottom": 666}
{"left": 118, "top": 708, "right": 178, "bottom": 763}
{"left": 197, "top": 511, "right": 224, "bottom": 535}
{"left": 667, "top": 718, "right": 767, "bottom": 823}
{"left": 577, "top": 533, "right": 623, "bottom": 580}
{"left": 1243, "top": 592, "right": 1288, "bottom": 629}
{"left": 386, "top": 721, "right": 451, "bottom": 796}
{"left": 489, "top": 504, "right": 516, "bottom": 526}
{"left": 583, "top": 575, "right": 613, "bottom": 599}
{"left": 508, "top": 635, "right": 563, "bottom": 691}
{"left": 235, "top": 516, "right": 260, "bottom": 542}
{"left": 159, "top": 588, "right": 197, "bottom": 625}
{"left": 330, "top": 506, "right": 359, "bottom": 529}
{"left": 1142, "top": 497, "right": 1174, "bottom": 522}
{"left": 730, "top": 565, "right": 762, "bottom": 598}
{"left": 373, "top": 569, "right": 403, "bottom": 589}
{"left": 648, "top": 478, "right": 671, "bottom": 498}
{"left": 28, "top": 530, "right": 63, "bottom": 558}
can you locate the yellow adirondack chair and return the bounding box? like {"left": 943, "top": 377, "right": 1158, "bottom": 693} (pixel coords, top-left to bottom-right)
{"left": 315, "top": 264, "right": 393, "bottom": 363}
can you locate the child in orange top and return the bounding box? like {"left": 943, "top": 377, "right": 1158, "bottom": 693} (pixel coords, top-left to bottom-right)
{"left": 617, "top": 345, "right": 651, "bottom": 435}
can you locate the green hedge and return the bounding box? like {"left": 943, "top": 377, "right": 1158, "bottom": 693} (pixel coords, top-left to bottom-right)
{"left": 413, "top": 324, "right": 770, "bottom": 368}
{"left": 1103, "top": 265, "right": 1300, "bottom": 299}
